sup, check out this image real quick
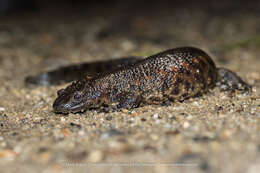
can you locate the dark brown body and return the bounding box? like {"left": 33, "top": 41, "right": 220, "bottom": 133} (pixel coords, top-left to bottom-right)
{"left": 53, "top": 47, "right": 219, "bottom": 113}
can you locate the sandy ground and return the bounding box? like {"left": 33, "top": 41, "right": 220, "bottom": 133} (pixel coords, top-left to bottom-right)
{"left": 0, "top": 1, "right": 259, "bottom": 173}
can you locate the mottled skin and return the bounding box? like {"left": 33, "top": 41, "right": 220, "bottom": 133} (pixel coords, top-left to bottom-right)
{"left": 53, "top": 47, "right": 250, "bottom": 113}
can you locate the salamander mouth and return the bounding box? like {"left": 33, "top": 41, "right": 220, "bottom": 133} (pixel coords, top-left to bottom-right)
{"left": 53, "top": 97, "right": 86, "bottom": 113}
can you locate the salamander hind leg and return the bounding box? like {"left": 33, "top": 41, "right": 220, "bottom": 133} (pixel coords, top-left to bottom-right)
{"left": 216, "top": 68, "right": 251, "bottom": 92}
{"left": 116, "top": 92, "right": 142, "bottom": 110}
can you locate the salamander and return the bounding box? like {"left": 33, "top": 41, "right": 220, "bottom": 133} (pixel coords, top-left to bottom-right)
{"left": 50, "top": 47, "right": 250, "bottom": 113}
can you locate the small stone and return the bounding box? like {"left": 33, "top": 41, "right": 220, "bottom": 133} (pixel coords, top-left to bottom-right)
{"left": 121, "top": 109, "right": 128, "bottom": 113}
{"left": 152, "top": 113, "right": 159, "bottom": 119}
{"left": 141, "top": 118, "right": 146, "bottom": 121}
{"left": 78, "top": 130, "right": 85, "bottom": 136}
{"left": 187, "top": 115, "right": 193, "bottom": 120}
{"left": 0, "top": 149, "right": 17, "bottom": 159}
{"left": 183, "top": 121, "right": 190, "bottom": 128}
{"left": 221, "top": 130, "right": 233, "bottom": 139}
{"left": 193, "top": 136, "right": 214, "bottom": 142}
{"left": 165, "top": 130, "right": 180, "bottom": 135}
{"left": 193, "top": 101, "right": 199, "bottom": 106}
{"left": 0, "top": 107, "right": 5, "bottom": 111}
{"left": 14, "top": 145, "right": 22, "bottom": 153}
{"left": 252, "top": 87, "right": 257, "bottom": 92}
{"left": 88, "top": 150, "right": 104, "bottom": 162}
{"left": 130, "top": 111, "right": 138, "bottom": 117}
{"left": 105, "top": 116, "right": 113, "bottom": 121}
{"left": 101, "top": 129, "right": 125, "bottom": 139}
{"left": 67, "top": 149, "right": 87, "bottom": 161}
{"left": 150, "top": 134, "right": 159, "bottom": 141}
{"left": 61, "top": 128, "right": 70, "bottom": 137}
{"left": 60, "top": 117, "right": 66, "bottom": 122}
{"left": 70, "top": 122, "right": 81, "bottom": 129}
{"left": 40, "top": 152, "right": 51, "bottom": 163}
{"left": 107, "top": 140, "right": 132, "bottom": 154}
{"left": 25, "top": 114, "right": 31, "bottom": 119}
{"left": 164, "top": 123, "right": 173, "bottom": 128}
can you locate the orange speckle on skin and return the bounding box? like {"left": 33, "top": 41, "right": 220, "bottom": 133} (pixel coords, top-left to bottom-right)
{"left": 170, "top": 66, "right": 178, "bottom": 72}
{"left": 192, "top": 58, "right": 200, "bottom": 64}
{"left": 158, "top": 70, "right": 166, "bottom": 75}
{"left": 145, "top": 76, "right": 152, "bottom": 80}
{"left": 181, "top": 62, "right": 190, "bottom": 68}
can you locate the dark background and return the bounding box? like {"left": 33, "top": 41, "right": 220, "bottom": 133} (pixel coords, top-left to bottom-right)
{"left": 0, "top": 0, "right": 259, "bottom": 14}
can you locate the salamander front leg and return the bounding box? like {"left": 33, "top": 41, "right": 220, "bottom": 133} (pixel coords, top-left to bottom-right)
{"left": 117, "top": 93, "right": 142, "bottom": 110}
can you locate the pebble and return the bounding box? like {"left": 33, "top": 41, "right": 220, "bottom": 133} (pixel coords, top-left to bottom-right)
{"left": 163, "top": 123, "right": 173, "bottom": 128}
{"left": 88, "top": 150, "right": 104, "bottom": 162}
{"left": 78, "top": 130, "right": 85, "bottom": 136}
{"left": 186, "top": 115, "right": 193, "bottom": 120}
{"left": 193, "top": 101, "right": 200, "bottom": 106}
{"left": 221, "top": 130, "right": 233, "bottom": 139}
{"left": 183, "top": 121, "right": 190, "bottom": 128}
{"left": 150, "top": 134, "right": 159, "bottom": 141}
{"left": 60, "top": 117, "right": 66, "bottom": 122}
{"left": 25, "top": 114, "right": 31, "bottom": 119}
{"left": 40, "top": 152, "right": 51, "bottom": 163}
{"left": 0, "top": 107, "right": 5, "bottom": 111}
{"left": 107, "top": 140, "right": 132, "bottom": 154}
{"left": 105, "top": 116, "right": 113, "bottom": 121}
{"left": 0, "top": 149, "right": 17, "bottom": 160}
{"left": 155, "top": 119, "right": 161, "bottom": 124}
{"left": 101, "top": 128, "right": 125, "bottom": 139}
{"left": 153, "top": 113, "right": 159, "bottom": 119}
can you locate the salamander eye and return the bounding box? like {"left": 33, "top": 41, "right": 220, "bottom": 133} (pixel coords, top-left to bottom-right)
{"left": 57, "top": 89, "right": 65, "bottom": 96}
{"left": 73, "top": 92, "right": 82, "bottom": 100}
{"left": 75, "top": 81, "right": 84, "bottom": 91}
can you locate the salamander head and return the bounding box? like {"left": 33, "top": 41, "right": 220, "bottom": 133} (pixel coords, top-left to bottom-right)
{"left": 53, "top": 80, "right": 99, "bottom": 113}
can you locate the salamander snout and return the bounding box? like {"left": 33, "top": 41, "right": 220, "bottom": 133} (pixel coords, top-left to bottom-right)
{"left": 53, "top": 93, "right": 87, "bottom": 113}
{"left": 53, "top": 94, "right": 71, "bottom": 113}
{"left": 53, "top": 84, "right": 87, "bottom": 113}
